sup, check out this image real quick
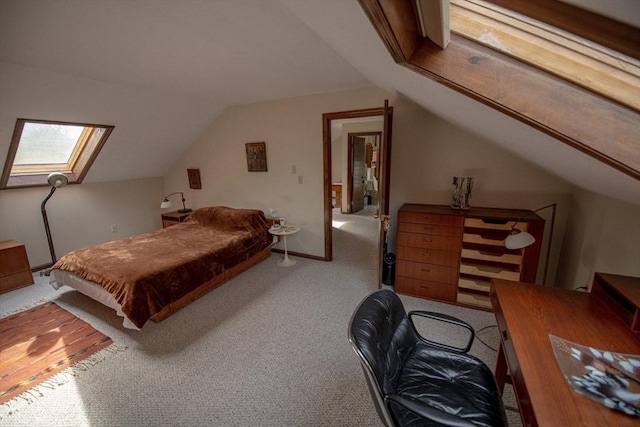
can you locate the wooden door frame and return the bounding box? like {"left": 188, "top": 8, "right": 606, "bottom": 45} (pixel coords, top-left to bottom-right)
{"left": 321, "top": 105, "right": 392, "bottom": 263}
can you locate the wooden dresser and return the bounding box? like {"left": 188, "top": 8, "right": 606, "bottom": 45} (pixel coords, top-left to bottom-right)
{"left": 0, "top": 240, "right": 34, "bottom": 294}
{"left": 590, "top": 272, "right": 640, "bottom": 333}
{"left": 395, "top": 204, "right": 544, "bottom": 310}
{"left": 396, "top": 205, "right": 464, "bottom": 303}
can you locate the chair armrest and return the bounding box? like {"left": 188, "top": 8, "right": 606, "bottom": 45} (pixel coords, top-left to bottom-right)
{"left": 408, "top": 311, "right": 475, "bottom": 353}
{"left": 385, "top": 394, "right": 476, "bottom": 427}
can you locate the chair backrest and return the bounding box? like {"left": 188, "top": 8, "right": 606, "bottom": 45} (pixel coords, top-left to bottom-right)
{"left": 348, "top": 290, "right": 418, "bottom": 427}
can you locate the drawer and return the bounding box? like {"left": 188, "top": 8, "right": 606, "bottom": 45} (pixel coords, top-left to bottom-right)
{"left": 399, "top": 212, "right": 463, "bottom": 227}
{"left": 395, "top": 276, "right": 457, "bottom": 302}
{"left": 397, "top": 246, "right": 459, "bottom": 267}
{"left": 464, "top": 217, "right": 528, "bottom": 231}
{"left": 162, "top": 219, "right": 178, "bottom": 228}
{"left": 462, "top": 231, "right": 509, "bottom": 247}
{"left": 458, "top": 277, "right": 491, "bottom": 293}
{"left": 0, "top": 270, "right": 34, "bottom": 294}
{"left": 492, "top": 293, "right": 533, "bottom": 425}
{"left": 463, "top": 217, "right": 528, "bottom": 248}
{"left": 461, "top": 248, "right": 522, "bottom": 266}
{"left": 457, "top": 291, "right": 492, "bottom": 309}
{"left": 397, "top": 260, "right": 459, "bottom": 284}
{"left": 398, "top": 221, "right": 461, "bottom": 237}
{"left": 459, "top": 262, "right": 521, "bottom": 281}
{"left": 0, "top": 243, "right": 30, "bottom": 276}
{"left": 397, "top": 232, "right": 461, "bottom": 252}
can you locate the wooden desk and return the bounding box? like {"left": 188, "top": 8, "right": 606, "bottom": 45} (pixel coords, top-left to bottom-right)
{"left": 332, "top": 183, "right": 342, "bottom": 211}
{"left": 491, "top": 279, "right": 640, "bottom": 427}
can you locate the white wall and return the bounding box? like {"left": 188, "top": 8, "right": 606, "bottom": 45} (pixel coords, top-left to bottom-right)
{"left": 556, "top": 189, "right": 640, "bottom": 290}
{"left": 164, "top": 87, "right": 640, "bottom": 287}
{"left": 5, "top": 84, "right": 635, "bottom": 288}
{"left": 164, "top": 86, "right": 392, "bottom": 257}
{"left": 0, "top": 178, "right": 164, "bottom": 268}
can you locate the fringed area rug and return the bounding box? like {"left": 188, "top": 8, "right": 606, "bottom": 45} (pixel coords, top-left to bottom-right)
{"left": 0, "top": 301, "right": 118, "bottom": 405}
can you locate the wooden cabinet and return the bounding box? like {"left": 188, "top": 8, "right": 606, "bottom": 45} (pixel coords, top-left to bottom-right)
{"left": 396, "top": 205, "right": 464, "bottom": 303}
{"left": 0, "top": 240, "right": 33, "bottom": 294}
{"left": 590, "top": 272, "right": 640, "bottom": 333}
{"left": 332, "top": 183, "right": 342, "bottom": 210}
{"left": 395, "top": 204, "right": 544, "bottom": 310}
{"left": 161, "top": 210, "right": 190, "bottom": 228}
{"left": 459, "top": 208, "right": 544, "bottom": 309}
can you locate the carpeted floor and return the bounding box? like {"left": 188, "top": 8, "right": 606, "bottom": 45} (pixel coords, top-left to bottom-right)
{"left": 0, "top": 206, "right": 521, "bottom": 426}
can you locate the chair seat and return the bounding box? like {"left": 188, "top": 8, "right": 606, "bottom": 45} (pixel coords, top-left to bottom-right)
{"left": 392, "top": 344, "right": 506, "bottom": 427}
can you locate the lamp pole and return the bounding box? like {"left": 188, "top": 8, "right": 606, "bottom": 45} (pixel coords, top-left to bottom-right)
{"left": 540, "top": 203, "right": 557, "bottom": 286}
{"left": 40, "top": 172, "right": 69, "bottom": 276}
{"left": 41, "top": 186, "right": 58, "bottom": 265}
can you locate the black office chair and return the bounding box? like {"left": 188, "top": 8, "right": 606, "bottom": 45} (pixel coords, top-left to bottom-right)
{"left": 348, "top": 289, "right": 507, "bottom": 427}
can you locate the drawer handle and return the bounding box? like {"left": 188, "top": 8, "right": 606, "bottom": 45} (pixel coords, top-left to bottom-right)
{"left": 423, "top": 238, "right": 433, "bottom": 243}
{"left": 421, "top": 268, "right": 431, "bottom": 272}
{"left": 420, "top": 285, "right": 430, "bottom": 290}
{"left": 422, "top": 226, "right": 434, "bottom": 231}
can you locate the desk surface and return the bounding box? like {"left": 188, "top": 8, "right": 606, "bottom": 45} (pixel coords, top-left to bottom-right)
{"left": 491, "top": 279, "right": 640, "bottom": 426}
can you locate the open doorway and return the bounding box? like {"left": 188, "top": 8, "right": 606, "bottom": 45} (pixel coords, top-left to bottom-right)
{"left": 322, "top": 101, "right": 393, "bottom": 286}
{"left": 347, "top": 132, "right": 381, "bottom": 215}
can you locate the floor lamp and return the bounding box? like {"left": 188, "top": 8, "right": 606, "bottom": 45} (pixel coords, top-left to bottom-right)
{"left": 41, "top": 172, "right": 68, "bottom": 276}
{"left": 505, "top": 203, "right": 557, "bottom": 285}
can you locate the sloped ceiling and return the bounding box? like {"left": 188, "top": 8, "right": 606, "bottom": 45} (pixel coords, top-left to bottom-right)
{"left": 0, "top": 0, "right": 638, "bottom": 204}
{"left": 0, "top": 0, "right": 369, "bottom": 182}
{"left": 283, "top": 0, "right": 640, "bottom": 205}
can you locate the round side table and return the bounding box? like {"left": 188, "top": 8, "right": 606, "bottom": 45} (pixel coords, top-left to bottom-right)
{"left": 268, "top": 225, "right": 300, "bottom": 267}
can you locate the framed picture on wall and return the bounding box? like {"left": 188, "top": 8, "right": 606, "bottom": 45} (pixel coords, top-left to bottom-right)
{"left": 245, "top": 142, "right": 267, "bottom": 172}
{"left": 187, "top": 168, "right": 202, "bottom": 189}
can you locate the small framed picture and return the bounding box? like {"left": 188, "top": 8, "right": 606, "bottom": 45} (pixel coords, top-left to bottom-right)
{"left": 245, "top": 142, "right": 267, "bottom": 172}
{"left": 187, "top": 168, "right": 202, "bottom": 189}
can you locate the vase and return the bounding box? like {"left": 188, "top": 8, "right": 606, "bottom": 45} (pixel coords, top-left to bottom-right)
{"left": 451, "top": 176, "right": 474, "bottom": 210}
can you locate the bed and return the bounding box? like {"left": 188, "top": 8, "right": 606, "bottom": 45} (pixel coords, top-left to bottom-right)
{"left": 50, "top": 206, "right": 273, "bottom": 329}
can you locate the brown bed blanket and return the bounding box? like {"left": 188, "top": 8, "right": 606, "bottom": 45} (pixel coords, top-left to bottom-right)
{"left": 52, "top": 206, "right": 271, "bottom": 328}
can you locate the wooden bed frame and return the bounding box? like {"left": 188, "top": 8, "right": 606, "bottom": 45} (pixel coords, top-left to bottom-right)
{"left": 149, "top": 245, "right": 271, "bottom": 323}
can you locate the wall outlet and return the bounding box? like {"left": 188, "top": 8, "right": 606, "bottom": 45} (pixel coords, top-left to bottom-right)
{"left": 291, "top": 165, "right": 297, "bottom": 174}
{"left": 111, "top": 224, "right": 118, "bottom": 233}
{"left": 298, "top": 175, "right": 303, "bottom": 184}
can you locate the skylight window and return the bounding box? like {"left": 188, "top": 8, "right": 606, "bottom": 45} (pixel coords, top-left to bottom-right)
{"left": 1, "top": 119, "right": 114, "bottom": 189}
{"left": 359, "top": 0, "right": 639, "bottom": 179}
{"left": 448, "top": 0, "right": 640, "bottom": 111}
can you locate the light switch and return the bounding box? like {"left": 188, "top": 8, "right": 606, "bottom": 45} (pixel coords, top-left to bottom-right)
{"left": 292, "top": 165, "right": 297, "bottom": 174}
{"left": 298, "top": 175, "right": 303, "bottom": 184}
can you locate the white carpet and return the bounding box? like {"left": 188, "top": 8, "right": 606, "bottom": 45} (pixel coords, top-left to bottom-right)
{"left": 1, "top": 207, "right": 521, "bottom": 426}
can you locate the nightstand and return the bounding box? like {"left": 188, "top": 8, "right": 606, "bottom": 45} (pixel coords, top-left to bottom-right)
{"left": 0, "top": 240, "right": 34, "bottom": 294}
{"left": 161, "top": 210, "right": 190, "bottom": 228}
{"left": 268, "top": 225, "right": 300, "bottom": 267}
